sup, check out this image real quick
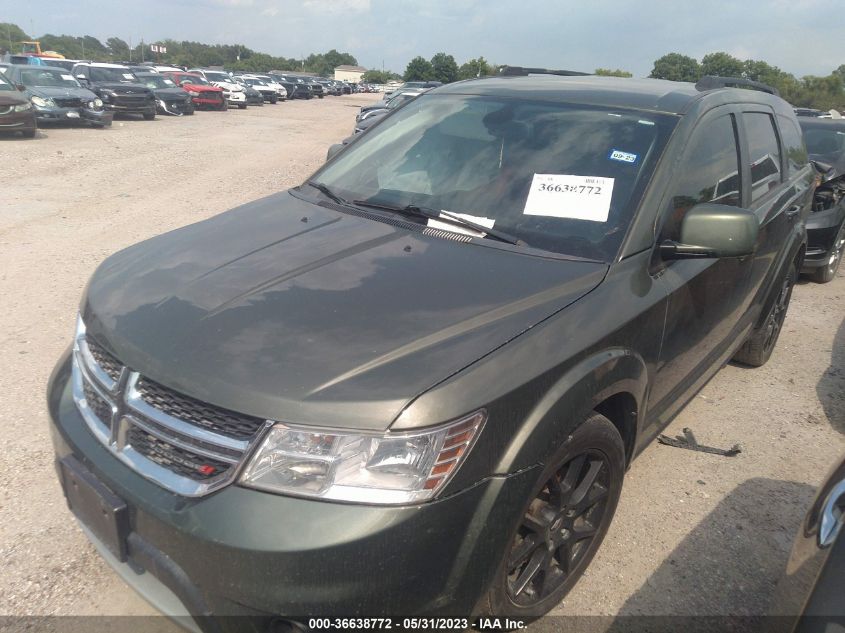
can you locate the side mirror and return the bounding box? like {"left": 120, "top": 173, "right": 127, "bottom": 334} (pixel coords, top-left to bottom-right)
{"left": 661, "top": 203, "right": 758, "bottom": 259}
{"left": 811, "top": 159, "right": 833, "bottom": 178}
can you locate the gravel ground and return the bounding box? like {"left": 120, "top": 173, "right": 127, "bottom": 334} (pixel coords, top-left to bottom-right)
{"left": 0, "top": 93, "right": 842, "bottom": 631}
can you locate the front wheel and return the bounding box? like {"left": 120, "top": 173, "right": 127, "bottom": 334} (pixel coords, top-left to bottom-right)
{"left": 143, "top": 111, "right": 155, "bottom": 121}
{"left": 733, "top": 262, "right": 797, "bottom": 367}
{"left": 483, "top": 412, "right": 625, "bottom": 618}
{"left": 238, "top": 103, "right": 247, "bottom": 109}
{"left": 813, "top": 222, "right": 845, "bottom": 283}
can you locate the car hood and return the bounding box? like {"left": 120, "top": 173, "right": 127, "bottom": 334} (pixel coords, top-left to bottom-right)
{"left": 154, "top": 87, "right": 191, "bottom": 99}
{"left": 211, "top": 81, "right": 242, "bottom": 91}
{"left": 92, "top": 81, "right": 151, "bottom": 94}
{"left": 26, "top": 85, "right": 97, "bottom": 100}
{"left": 83, "top": 191, "right": 607, "bottom": 431}
{"left": 0, "top": 91, "right": 30, "bottom": 106}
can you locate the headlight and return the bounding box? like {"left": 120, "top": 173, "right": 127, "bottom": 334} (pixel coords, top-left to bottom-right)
{"left": 93, "top": 98, "right": 103, "bottom": 108}
{"left": 13, "top": 102, "right": 32, "bottom": 112}
{"left": 240, "top": 410, "right": 486, "bottom": 504}
{"left": 188, "top": 90, "right": 201, "bottom": 97}
{"left": 31, "top": 96, "right": 54, "bottom": 108}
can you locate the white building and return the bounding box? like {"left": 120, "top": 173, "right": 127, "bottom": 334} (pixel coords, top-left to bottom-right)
{"left": 334, "top": 65, "right": 367, "bottom": 83}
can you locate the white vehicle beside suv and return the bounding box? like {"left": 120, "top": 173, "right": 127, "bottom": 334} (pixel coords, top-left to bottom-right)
{"left": 244, "top": 74, "right": 288, "bottom": 101}
{"left": 187, "top": 69, "right": 247, "bottom": 109}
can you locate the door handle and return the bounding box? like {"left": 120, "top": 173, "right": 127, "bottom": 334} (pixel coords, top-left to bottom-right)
{"left": 785, "top": 205, "right": 801, "bottom": 220}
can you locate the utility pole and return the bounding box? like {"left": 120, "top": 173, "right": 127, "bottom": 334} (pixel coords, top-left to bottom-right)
{"left": 141, "top": 38, "right": 144, "bottom": 63}
{"left": 129, "top": 35, "right": 132, "bottom": 61}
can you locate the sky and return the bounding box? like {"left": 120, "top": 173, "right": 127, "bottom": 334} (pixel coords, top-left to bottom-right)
{"left": 3, "top": 0, "right": 841, "bottom": 78}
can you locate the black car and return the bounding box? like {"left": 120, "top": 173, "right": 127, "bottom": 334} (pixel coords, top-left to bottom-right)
{"left": 71, "top": 63, "right": 156, "bottom": 120}
{"left": 356, "top": 91, "right": 421, "bottom": 125}
{"left": 0, "top": 72, "right": 36, "bottom": 137}
{"left": 134, "top": 73, "right": 195, "bottom": 116}
{"left": 240, "top": 83, "right": 264, "bottom": 106}
{"left": 770, "top": 454, "right": 845, "bottom": 633}
{"left": 5, "top": 65, "right": 113, "bottom": 127}
{"left": 270, "top": 74, "right": 313, "bottom": 99}
{"left": 48, "top": 73, "right": 810, "bottom": 628}
{"left": 798, "top": 118, "right": 845, "bottom": 282}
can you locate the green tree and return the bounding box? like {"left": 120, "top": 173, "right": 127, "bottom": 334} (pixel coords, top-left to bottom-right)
{"left": 430, "top": 52, "right": 458, "bottom": 83}
{"left": 649, "top": 53, "right": 700, "bottom": 82}
{"left": 1, "top": 22, "right": 30, "bottom": 53}
{"left": 595, "top": 68, "right": 633, "bottom": 77}
{"left": 700, "top": 51, "right": 744, "bottom": 78}
{"left": 404, "top": 56, "right": 434, "bottom": 81}
{"left": 106, "top": 37, "right": 129, "bottom": 60}
{"left": 362, "top": 69, "right": 398, "bottom": 84}
{"left": 458, "top": 56, "right": 492, "bottom": 80}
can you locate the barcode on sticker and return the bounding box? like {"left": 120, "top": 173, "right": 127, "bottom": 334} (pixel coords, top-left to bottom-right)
{"left": 609, "top": 149, "right": 638, "bottom": 164}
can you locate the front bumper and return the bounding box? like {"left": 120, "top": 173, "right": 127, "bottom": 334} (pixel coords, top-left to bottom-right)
{"left": 223, "top": 92, "right": 246, "bottom": 105}
{"left": 803, "top": 205, "right": 845, "bottom": 270}
{"left": 0, "top": 111, "right": 37, "bottom": 131}
{"left": 47, "top": 352, "right": 535, "bottom": 629}
{"left": 35, "top": 106, "right": 113, "bottom": 126}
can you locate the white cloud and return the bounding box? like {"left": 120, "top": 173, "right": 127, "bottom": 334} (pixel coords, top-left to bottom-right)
{"left": 303, "top": 0, "right": 371, "bottom": 14}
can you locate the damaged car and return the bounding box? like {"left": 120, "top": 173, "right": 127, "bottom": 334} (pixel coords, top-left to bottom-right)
{"left": 134, "top": 72, "right": 195, "bottom": 116}
{"left": 799, "top": 118, "right": 845, "bottom": 282}
{"left": 6, "top": 65, "right": 112, "bottom": 128}
{"left": 71, "top": 63, "right": 156, "bottom": 120}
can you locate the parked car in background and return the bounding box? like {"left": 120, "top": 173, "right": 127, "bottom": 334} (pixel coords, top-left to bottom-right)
{"left": 162, "top": 72, "right": 226, "bottom": 111}
{"left": 5, "top": 65, "right": 112, "bottom": 128}
{"left": 356, "top": 91, "right": 421, "bottom": 126}
{"left": 134, "top": 72, "right": 194, "bottom": 116}
{"left": 384, "top": 80, "right": 441, "bottom": 98}
{"left": 33, "top": 59, "right": 83, "bottom": 72}
{"left": 187, "top": 69, "right": 247, "bottom": 109}
{"left": 71, "top": 62, "right": 156, "bottom": 120}
{"left": 240, "top": 82, "right": 264, "bottom": 106}
{"left": 771, "top": 453, "right": 845, "bottom": 633}
{"left": 268, "top": 73, "right": 311, "bottom": 99}
{"left": 239, "top": 74, "right": 288, "bottom": 101}
{"left": 235, "top": 76, "right": 278, "bottom": 103}
{"left": 799, "top": 118, "right": 845, "bottom": 282}
{"left": 49, "top": 73, "right": 811, "bottom": 627}
{"left": 0, "top": 71, "right": 36, "bottom": 137}
{"left": 303, "top": 76, "right": 325, "bottom": 98}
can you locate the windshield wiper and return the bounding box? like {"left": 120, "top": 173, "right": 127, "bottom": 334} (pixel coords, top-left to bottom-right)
{"left": 352, "top": 200, "right": 525, "bottom": 246}
{"left": 306, "top": 181, "right": 350, "bottom": 206}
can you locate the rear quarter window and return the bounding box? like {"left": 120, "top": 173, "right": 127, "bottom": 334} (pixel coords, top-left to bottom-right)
{"left": 777, "top": 115, "right": 809, "bottom": 177}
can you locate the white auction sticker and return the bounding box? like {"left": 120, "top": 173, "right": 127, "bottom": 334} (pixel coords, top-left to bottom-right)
{"left": 523, "top": 174, "right": 614, "bottom": 222}
{"left": 61, "top": 74, "right": 75, "bottom": 81}
{"left": 427, "top": 212, "right": 495, "bottom": 237}
{"left": 122, "top": 73, "right": 134, "bottom": 79}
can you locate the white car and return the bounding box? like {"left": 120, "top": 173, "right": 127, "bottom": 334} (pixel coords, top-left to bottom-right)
{"left": 187, "top": 69, "right": 247, "bottom": 109}
{"left": 245, "top": 74, "right": 288, "bottom": 100}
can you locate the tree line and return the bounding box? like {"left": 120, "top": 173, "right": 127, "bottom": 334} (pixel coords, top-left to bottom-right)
{"left": 4, "top": 21, "right": 843, "bottom": 108}
{"left": 1, "top": 22, "right": 356, "bottom": 76}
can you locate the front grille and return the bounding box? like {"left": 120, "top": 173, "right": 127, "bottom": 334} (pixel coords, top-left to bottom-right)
{"left": 128, "top": 426, "right": 231, "bottom": 481}
{"left": 113, "top": 95, "right": 148, "bottom": 107}
{"left": 54, "top": 97, "right": 84, "bottom": 108}
{"left": 136, "top": 377, "right": 265, "bottom": 440}
{"left": 72, "top": 331, "right": 269, "bottom": 496}
{"left": 82, "top": 379, "right": 113, "bottom": 428}
{"left": 86, "top": 340, "right": 122, "bottom": 383}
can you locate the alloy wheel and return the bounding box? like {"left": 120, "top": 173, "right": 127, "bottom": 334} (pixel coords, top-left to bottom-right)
{"left": 762, "top": 270, "right": 795, "bottom": 353}
{"left": 506, "top": 451, "right": 612, "bottom": 606}
{"left": 826, "top": 224, "right": 845, "bottom": 278}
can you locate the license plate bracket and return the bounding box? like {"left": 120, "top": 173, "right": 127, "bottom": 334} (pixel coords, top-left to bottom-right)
{"left": 59, "top": 455, "right": 129, "bottom": 561}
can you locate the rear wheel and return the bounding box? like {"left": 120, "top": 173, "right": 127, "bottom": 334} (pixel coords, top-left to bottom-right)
{"left": 483, "top": 413, "right": 625, "bottom": 618}
{"left": 22, "top": 128, "right": 36, "bottom": 138}
{"left": 813, "top": 222, "right": 845, "bottom": 283}
{"left": 733, "top": 262, "right": 797, "bottom": 367}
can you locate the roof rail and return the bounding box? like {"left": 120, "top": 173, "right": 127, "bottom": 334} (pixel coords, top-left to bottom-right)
{"left": 695, "top": 75, "right": 779, "bottom": 97}
{"left": 499, "top": 66, "right": 591, "bottom": 77}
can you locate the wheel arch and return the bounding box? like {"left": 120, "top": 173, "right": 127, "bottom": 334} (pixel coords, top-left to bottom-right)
{"left": 495, "top": 348, "right": 647, "bottom": 475}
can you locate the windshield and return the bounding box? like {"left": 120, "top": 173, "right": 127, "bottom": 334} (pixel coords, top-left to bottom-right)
{"left": 20, "top": 69, "right": 81, "bottom": 87}
{"left": 803, "top": 126, "right": 845, "bottom": 158}
{"left": 88, "top": 67, "right": 137, "bottom": 83}
{"left": 388, "top": 94, "right": 416, "bottom": 109}
{"left": 0, "top": 74, "right": 12, "bottom": 91}
{"left": 139, "top": 75, "right": 176, "bottom": 89}
{"left": 204, "top": 72, "right": 230, "bottom": 83}
{"left": 312, "top": 94, "right": 675, "bottom": 260}
{"left": 244, "top": 78, "right": 265, "bottom": 86}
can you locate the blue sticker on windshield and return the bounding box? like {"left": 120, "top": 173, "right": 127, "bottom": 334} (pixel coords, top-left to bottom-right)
{"left": 609, "top": 149, "right": 638, "bottom": 164}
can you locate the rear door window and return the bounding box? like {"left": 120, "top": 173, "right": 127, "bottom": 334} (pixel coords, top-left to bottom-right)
{"left": 742, "top": 112, "right": 782, "bottom": 203}
{"left": 777, "top": 115, "right": 808, "bottom": 177}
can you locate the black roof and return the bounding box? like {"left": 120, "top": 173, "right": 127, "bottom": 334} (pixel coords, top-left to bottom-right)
{"left": 434, "top": 75, "right": 787, "bottom": 116}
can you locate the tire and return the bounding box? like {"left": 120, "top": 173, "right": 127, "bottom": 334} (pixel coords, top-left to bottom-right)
{"left": 483, "top": 412, "right": 625, "bottom": 619}
{"left": 239, "top": 103, "right": 247, "bottom": 110}
{"left": 143, "top": 111, "right": 155, "bottom": 121}
{"left": 733, "top": 261, "right": 797, "bottom": 367}
{"left": 812, "top": 222, "right": 845, "bottom": 283}
{"left": 218, "top": 100, "right": 228, "bottom": 112}
{"left": 22, "top": 128, "right": 36, "bottom": 138}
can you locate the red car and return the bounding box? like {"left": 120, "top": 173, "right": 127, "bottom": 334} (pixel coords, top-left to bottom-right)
{"left": 162, "top": 72, "right": 226, "bottom": 111}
